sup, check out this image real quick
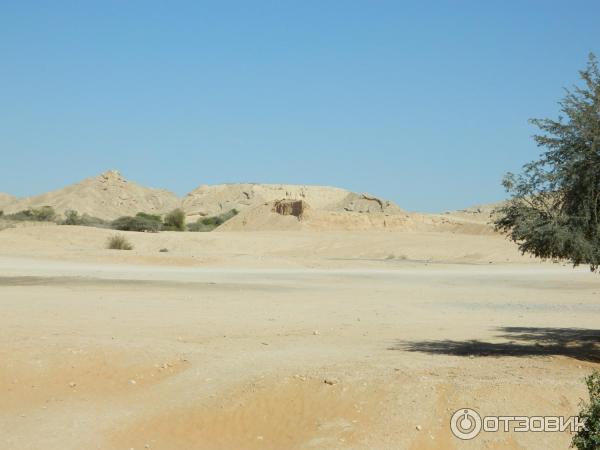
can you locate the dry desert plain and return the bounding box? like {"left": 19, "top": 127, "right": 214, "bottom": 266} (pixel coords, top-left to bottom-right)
{"left": 1, "top": 225, "right": 599, "bottom": 450}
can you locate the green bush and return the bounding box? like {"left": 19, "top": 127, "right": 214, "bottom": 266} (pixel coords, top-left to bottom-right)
{"left": 572, "top": 371, "right": 600, "bottom": 449}
{"left": 188, "top": 209, "right": 238, "bottom": 232}
{"left": 163, "top": 208, "right": 186, "bottom": 231}
{"left": 136, "top": 212, "right": 162, "bottom": 222}
{"left": 106, "top": 235, "right": 133, "bottom": 250}
{"left": 63, "top": 210, "right": 80, "bottom": 225}
{"left": 6, "top": 206, "right": 57, "bottom": 222}
{"left": 111, "top": 213, "right": 162, "bottom": 232}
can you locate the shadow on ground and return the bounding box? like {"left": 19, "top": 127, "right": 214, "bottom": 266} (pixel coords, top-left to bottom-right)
{"left": 390, "top": 327, "right": 600, "bottom": 362}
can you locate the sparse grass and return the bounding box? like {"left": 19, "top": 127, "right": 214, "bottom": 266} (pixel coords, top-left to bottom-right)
{"left": 385, "top": 254, "right": 408, "bottom": 261}
{"left": 106, "top": 235, "right": 133, "bottom": 250}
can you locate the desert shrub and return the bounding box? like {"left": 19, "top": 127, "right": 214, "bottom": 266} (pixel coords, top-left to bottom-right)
{"left": 159, "top": 248, "right": 169, "bottom": 253}
{"left": 188, "top": 209, "right": 238, "bottom": 232}
{"left": 187, "top": 220, "right": 214, "bottom": 232}
{"left": 31, "top": 206, "right": 56, "bottom": 221}
{"left": 7, "top": 206, "right": 57, "bottom": 222}
{"left": 63, "top": 210, "right": 81, "bottom": 225}
{"left": 79, "top": 214, "right": 109, "bottom": 227}
{"left": 136, "top": 212, "right": 162, "bottom": 222}
{"left": 106, "top": 235, "right": 133, "bottom": 250}
{"left": 62, "top": 210, "right": 110, "bottom": 227}
{"left": 162, "top": 208, "right": 186, "bottom": 231}
{"left": 111, "top": 213, "right": 162, "bottom": 232}
{"left": 572, "top": 371, "right": 600, "bottom": 450}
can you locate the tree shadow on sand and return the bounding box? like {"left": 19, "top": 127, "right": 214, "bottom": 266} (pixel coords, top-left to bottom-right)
{"left": 390, "top": 327, "right": 600, "bottom": 363}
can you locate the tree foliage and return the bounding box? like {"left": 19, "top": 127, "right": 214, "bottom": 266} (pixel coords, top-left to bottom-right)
{"left": 111, "top": 212, "right": 162, "bottom": 232}
{"left": 572, "top": 371, "right": 600, "bottom": 450}
{"left": 163, "top": 208, "right": 186, "bottom": 231}
{"left": 494, "top": 54, "right": 600, "bottom": 270}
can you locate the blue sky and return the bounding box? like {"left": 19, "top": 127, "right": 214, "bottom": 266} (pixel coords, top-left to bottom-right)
{"left": 1, "top": 1, "right": 599, "bottom": 212}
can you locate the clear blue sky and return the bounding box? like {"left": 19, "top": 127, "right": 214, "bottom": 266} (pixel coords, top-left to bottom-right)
{"left": 1, "top": 1, "right": 599, "bottom": 212}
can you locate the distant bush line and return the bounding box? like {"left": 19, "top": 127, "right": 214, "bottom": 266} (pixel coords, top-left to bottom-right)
{"left": 0, "top": 206, "right": 238, "bottom": 233}
{"left": 1, "top": 206, "right": 57, "bottom": 222}
{"left": 187, "top": 209, "right": 238, "bottom": 232}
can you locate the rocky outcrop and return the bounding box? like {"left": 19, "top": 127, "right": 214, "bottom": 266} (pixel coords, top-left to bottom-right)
{"left": 332, "top": 193, "right": 403, "bottom": 214}
{"left": 272, "top": 199, "right": 309, "bottom": 219}
{"left": 182, "top": 183, "right": 402, "bottom": 219}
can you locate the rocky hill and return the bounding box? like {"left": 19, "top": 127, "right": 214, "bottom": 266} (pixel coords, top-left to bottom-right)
{"left": 182, "top": 183, "right": 402, "bottom": 220}
{"left": 3, "top": 171, "right": 180, "bottom": 221}
{"left": 0, "top": 171, "right": 500, "bottom": 233}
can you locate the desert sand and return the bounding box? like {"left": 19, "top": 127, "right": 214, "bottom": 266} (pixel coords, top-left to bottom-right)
{"left": 1, "top": 224, "right": 599, "bottom": 450}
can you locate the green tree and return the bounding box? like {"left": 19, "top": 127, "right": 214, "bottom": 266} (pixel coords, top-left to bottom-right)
{"left": 111, "top": 213, "right": 162, "bottom": 232}
{"left": 494, "top": 54, "right": 600, "bottom": 271}
{"left": 163, "top": 208, "right": 186, "bottom": 231}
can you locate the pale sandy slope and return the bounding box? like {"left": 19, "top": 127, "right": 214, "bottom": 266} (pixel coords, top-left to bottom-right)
{"left": 217, "top": 201, "right": 499, "bottom": 233}
{"left": 3, "top": 171, "right": 180, "bottom": 220}
{"left": 1, "top": 225, "right": 598, "bottom": 450}
{"left": 0, "top": 223, "right": 531, "bottom": 267}
{"left": 0, "top": 193, "right": 16, "bottom": 210}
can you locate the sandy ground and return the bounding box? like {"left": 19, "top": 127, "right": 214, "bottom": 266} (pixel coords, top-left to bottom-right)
{"left": 1, "top": 225, "right": 599, "bottom": 450}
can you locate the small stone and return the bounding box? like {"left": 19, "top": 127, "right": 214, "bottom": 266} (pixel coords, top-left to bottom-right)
{"left": 416, "top": 425, "right": 422, "bottom": 431}
{"left": 324, "top": 378, "right": 338, "bottom": 386}
{"left": 129, "top": 379, "right": 137, "bottom": 385}
{"left": 69, "top": 382, "right": 77, "bottom": 388}
{"left": 313, "top": 330, "right": 320, "bottom": 335}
